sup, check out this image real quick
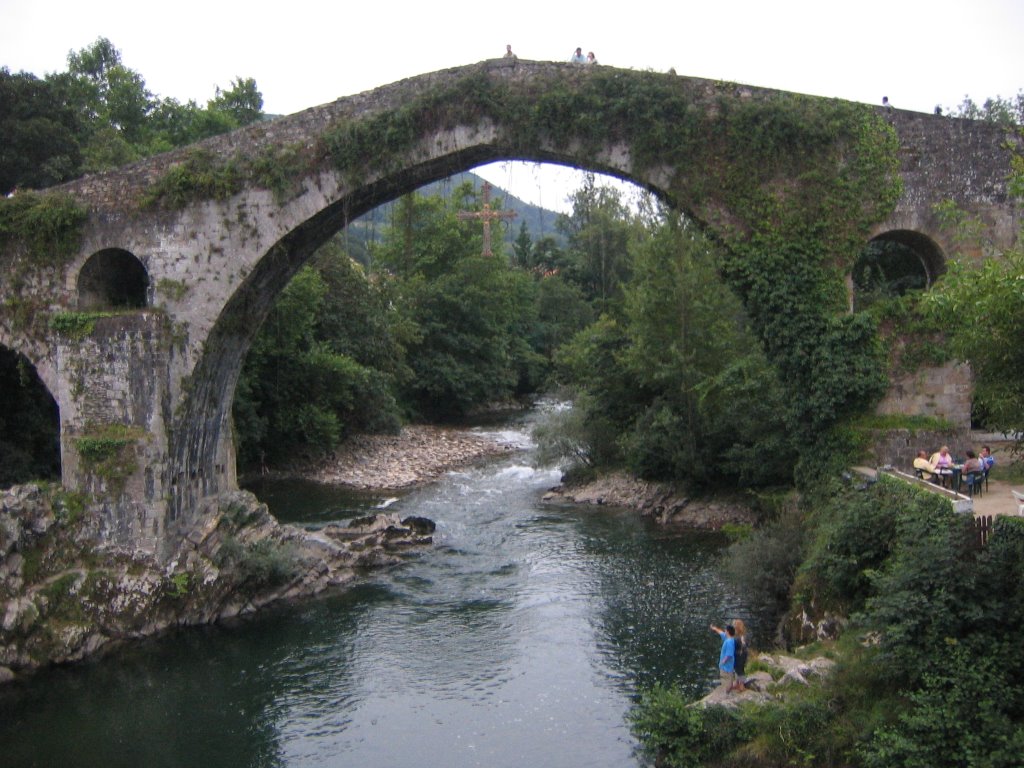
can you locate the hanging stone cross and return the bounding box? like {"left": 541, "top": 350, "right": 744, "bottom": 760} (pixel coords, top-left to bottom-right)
{"left": 457, "top": 181, "right": 517, "bottom": 257}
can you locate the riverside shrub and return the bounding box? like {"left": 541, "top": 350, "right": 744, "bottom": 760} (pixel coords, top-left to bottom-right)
{"left": 633, "top": 482, "right": 1024, "bottom": 767}
{"left": 629, "top": 685, "right": 743, "bottom": 768}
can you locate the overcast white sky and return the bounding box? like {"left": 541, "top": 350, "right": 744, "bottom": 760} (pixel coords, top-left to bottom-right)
{"left": 2, "top": 0, "right": 1022, "bottom": 212}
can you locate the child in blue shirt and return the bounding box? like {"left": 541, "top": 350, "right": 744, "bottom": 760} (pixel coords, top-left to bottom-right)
{"left": 711, "top": 623, "right": 736, "bottom": 690}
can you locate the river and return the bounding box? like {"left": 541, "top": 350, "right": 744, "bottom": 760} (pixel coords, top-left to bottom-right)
{"left": 0, "top": 409, "right": 755, "bottom": 767}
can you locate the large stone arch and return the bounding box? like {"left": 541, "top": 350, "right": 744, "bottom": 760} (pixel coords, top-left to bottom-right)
{"left": 154, "top": 63, "right": 972, "bottom": 547}
{"left": 1, "top": 60, "right": 1018, "bottom": 557}
{"left": 164, "top": 146, "right": 669, "bottom": 533}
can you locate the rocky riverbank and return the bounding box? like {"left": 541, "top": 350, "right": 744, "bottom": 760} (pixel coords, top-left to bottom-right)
{"left": 0, "top": 484, "right": 435, "bottom": 683}
{"left": 276, "top": 425, "right": 757, "bottom": 529}
{"left": 0, "top": 425, "right": 755, "bottom": 683}
{"left": 696, "top": 652, "right": 837, "bottom": 708}
{"left": 268, "top": 425, "right": 523, "bottom": 489}
{"left": 542, "top": 471, "right": 759, "bottom": 528}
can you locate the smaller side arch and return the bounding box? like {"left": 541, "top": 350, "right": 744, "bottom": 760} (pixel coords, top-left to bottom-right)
{"left": 0, "top": 345, "right": 61, "bottom": 489}
{"left": 865, "top": 229, "right": 946, "bottom": 287}
{"left": 851, "top": 229, "right": 946, "bottom": 311}
{"left": 77, "top": 248, "right": 151, "bottom": 310}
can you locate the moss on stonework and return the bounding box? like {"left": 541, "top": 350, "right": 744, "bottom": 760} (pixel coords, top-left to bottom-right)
{"left": 0, "top": 191, "right": 88, "bottom": 266}
{"left": 74, "top": 424, "right": 147, "bottom": 496}
{"left": 155, "top": 278, "right": 190, "bottom": 302}
{"left": 142, "top": 140, "right": 316, "bottom": 210}
{"left": 49, "top": 311, "right": 118, "bottom": 340}
{"left": 141, "top": 148, "right": 245, "bottom": 210}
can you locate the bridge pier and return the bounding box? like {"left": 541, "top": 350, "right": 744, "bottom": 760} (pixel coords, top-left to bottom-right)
{"left": 48, "top": 311, "right": 234, "bottom": 558}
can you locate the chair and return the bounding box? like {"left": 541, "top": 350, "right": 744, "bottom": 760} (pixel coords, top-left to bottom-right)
{"left": 964, "top": 472, "right": 984, "bottom": 498}
{"left": 1013, "top": 490, "right": 1024, "bottom": 516}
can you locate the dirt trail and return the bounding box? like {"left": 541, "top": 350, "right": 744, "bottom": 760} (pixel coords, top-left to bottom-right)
{"left": 969, "top": 477, "right": 1022, "bottom": 518}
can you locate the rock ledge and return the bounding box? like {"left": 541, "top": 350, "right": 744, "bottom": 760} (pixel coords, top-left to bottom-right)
{"left": 542, "top": 471, "right": 758, "bottom": 528}
{"left": 0, "top": 485, "right": 434, "bottom": 683}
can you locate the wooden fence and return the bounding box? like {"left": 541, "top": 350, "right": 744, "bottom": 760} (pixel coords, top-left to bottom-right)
{"left": 975, "top": 515, "right": 994, "bottom": 547}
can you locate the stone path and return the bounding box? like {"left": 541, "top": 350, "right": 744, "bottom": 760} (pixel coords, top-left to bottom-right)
{"left": 968, "top": 477, "right": 1022, "bottom": 518}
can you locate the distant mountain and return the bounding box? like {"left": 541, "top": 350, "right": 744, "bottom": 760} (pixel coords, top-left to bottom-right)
{"left": 334, "top": 172, "right": 566, "bottom": 266}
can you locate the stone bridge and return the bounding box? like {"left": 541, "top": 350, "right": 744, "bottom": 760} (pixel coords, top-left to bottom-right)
{"left": 0, "top": 59, "right": 1019, "bottom": 558}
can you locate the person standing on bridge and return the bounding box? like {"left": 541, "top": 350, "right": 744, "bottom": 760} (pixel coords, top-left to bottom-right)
{"left": 586, "top": 51, "right": 598, "bottom": 65}
{"left": 504, "top": 44, "right": 517, "bottom": 60}
{"left": 570, "top": 47, "right": 586, "bottom": 64}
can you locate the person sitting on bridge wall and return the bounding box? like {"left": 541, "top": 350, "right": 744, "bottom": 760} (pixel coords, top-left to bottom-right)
{"left": 914, "top": 450, "right": 939, "bottom": 482}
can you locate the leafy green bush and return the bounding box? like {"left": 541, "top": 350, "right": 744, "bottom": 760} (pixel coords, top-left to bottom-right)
{"left": 217, "top": 537, "right": 297, "bottom": 589}
{"left": 0, "top": 192, "right": 88, "bottom": 265}
{"left": 799, "top": 477, "right": 903, "bottom": 612}
{"left": 629, "top": 685, "right": 742, "bottom": 768}
{"left": 861, "top": 639, "right": 1024, "bottom": 768}
{"left": 720, "top": 497, "right": 807, "bottom": 621}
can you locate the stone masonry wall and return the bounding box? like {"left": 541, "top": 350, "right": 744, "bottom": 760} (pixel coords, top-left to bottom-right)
{"left": 869, "top": 428, "right": 973, "bottom": 472}
{"left": 55, "top": 313, "right": 172, "bottom": 553}
{"left": 875, "top": 361, "right": 974, "bottom": 429}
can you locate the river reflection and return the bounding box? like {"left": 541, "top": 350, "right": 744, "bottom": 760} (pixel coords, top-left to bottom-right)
{"left": 0, "top": 422, "right": 755, "bottom": 767}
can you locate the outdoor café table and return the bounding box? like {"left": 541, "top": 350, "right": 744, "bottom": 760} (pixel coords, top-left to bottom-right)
{"left": 935, "top": 465, "right": 963, "bottom": 491}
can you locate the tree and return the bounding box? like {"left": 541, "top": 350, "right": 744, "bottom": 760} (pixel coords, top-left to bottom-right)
{"left": 556, "top": 175, "right": 641, "bottom": 308}
{"left": 947, "top": 90, "right": 1024, "bottom": 125}
{"left": 208, "top": 77, "right": 263, "bottom": 127}
{"left": 532, "top": 274, "right": 593, "bottom": 360}
{"left": 553, "top": 204, "right": 794, "bottom": 488}
{"left": 148, "top": 97, "right": 236, "bottom": 151}
{"left": 64, "top": 37, "right": 155, "bottom": 148}
{"left": 0, "top": 69, "right": 82, "bottom": 194}
{"left": 233, "top": 255, "right": 405, "bottom": 468}
{"left": 622, "top": 210, "right": 793, "bottom": 485}
{"left": 925, "top": 242, "right": 1024, "bottom": 442}
{"left": 512, "top": 220, "right": 533, "bottom": 268}
{"left": 1, "top": 37, "right": 266, "bottom": 186}
{"left": 370, "top": 185, "right": 542, "bottom": 417}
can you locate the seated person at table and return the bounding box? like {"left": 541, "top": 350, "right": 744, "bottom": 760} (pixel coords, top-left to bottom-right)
{"left": 930, "top": 445, "right": 954, "bottom": 469}
{"left": 962, "top": 450, "right": 983, "bottom": 475}
{"left": 913, "top": 450, "right": 938, "bottom": 482}
{"left": 981, "top": 445, "right": 996, "bottom": 471}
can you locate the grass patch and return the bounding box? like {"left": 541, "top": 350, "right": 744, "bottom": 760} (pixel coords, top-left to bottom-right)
{"left": 48, "top": 311, "right": 123, "bottom": 340}
{"left": 849, "top": 413, "right": 956, "bottom": 432}
{"left": 74, "top": 424, "right": 147, "bottom": 495}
